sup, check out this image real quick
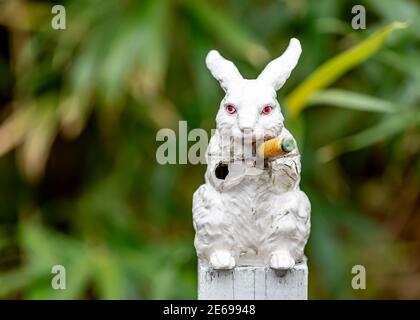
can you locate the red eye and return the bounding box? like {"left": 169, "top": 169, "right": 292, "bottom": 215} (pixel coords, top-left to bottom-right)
{"left": 225, "top": 104, "right": 236, "bottom": 114}
{"left": 261, "top": 105, "right": 272, "bottom": 115}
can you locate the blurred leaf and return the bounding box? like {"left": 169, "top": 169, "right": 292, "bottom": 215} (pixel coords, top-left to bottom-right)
{"left": 0, "top": 267, "right": 44, "bottom": 297}
{"left": 93, "top": 249, "right": 125, "bottom": 299}
{"left": 18, "top": 102, "right": 58, "bottom": 182}
{"left": 307, "top": 189, "right": 399, "bottom": 298}
{"left": 149, "top": 165, "right": 179, "bottom": 222}
{"left": 102, "top": 0, "right": 170, "bottom": 104}
{"left": 0, "top": 1, "right": 50, "bottom": 31}
{"left": 286, "top": 21, "right": 408, "bottom": 118}
{"left": 0, "top": 219, "right": 91, "bottom": 298}
{"left": 132, "top": 0, "right": 170, "bottom": 95}
{"left": 308, "top": 89, "right": 398, "bottom": 113}
{"left": 309, "top": 207, "right": 346, "bottom": 297}
{"left": 52, "top": 1, "right": 120, "bottom": 68}
{"left": 379, "top": 50, "right": 420, "bottom": 103}
{"left": 149, "top": 265, "right": 177, "bottom": 299}
{"left": 58, "top": 30, "right": 101, "bottom": 138}
{"left": 369, "top": 0, "right": 420, "bottom": 40}
{"left": 337, "top": 207, "right": 389, "bottom": 243}
{"left": 284, "top": 111, "right": 305, "bottom": 149}
{"left": 185, "top": 0, "right": 268, "bottom": 65}
{"left": 317, "top": 109, "right": 420, "bottom": 161}
{"left": 0, "top": 105, "right": 35, "bottom": 156}
{"left": 316, "top": 17, "right": 352, "bottom": 35}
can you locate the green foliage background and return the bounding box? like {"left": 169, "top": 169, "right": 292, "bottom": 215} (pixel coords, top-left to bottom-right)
{"left": 0, "top": 0, "right": 419, "bottom": 299}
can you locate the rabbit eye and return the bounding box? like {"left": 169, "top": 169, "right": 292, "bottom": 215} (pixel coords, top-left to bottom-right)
{"left": 225, "top": 104, "right": 236, "bottom": 114}
{"left": 261, "top": 105, "right": 272, "bottom": 115}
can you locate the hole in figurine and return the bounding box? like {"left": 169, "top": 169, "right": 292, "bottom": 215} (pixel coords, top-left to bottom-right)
{"left": 215, "top": 163, "right": 229, "bottom": 180}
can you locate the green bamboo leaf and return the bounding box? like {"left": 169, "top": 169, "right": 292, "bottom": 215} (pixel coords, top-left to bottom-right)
{"left": 317, "top": 110, "right": 420, "bottom": 161}
{"left": 135, "top": 0, "right": 170, "bottom": 93}
{"left": 59, "top": 25, "right": 106, "bottom": 138}
{"left": 19, "top": 102, "right": 58, "bottom": 182}
{"left": 101, "top": 0, "right": 170, "bottom": 104}
{"left": 185, "top": 0, "right": 268, "bottom": 65}
{"left": 0, "top": 105, "right": 35, "bottom": 157}
{"left": 369, "top": 0, "right": 420, "bottom": 40}
{"left": 0, "top": 266, "right": 45, "bottom": 297}
{"left": 93, "top": 249, "right": 125, "bottom": 299}
{"left": 19, "top": 221, "right": 94, "bottom": 299}
{"left": 52, "top": 1, "right": 119, "bottom": 68}
{"left": 379, "top": 50, "right": 420, "bottom": 100}
{"left": 307, "top": 89, "right": 398, "bottom": 113}
{"left": 286, "top": 21, "right": 408, "bottom": 118}
{"left": 0, "top": 220, "right": 92, "bottom": 298}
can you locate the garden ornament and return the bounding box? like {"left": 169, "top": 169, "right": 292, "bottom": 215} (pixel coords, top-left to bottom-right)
{"left": 193, "top": 38, "right": 311, "bottom": 270}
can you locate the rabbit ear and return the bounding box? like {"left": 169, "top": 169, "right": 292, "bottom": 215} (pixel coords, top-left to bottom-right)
{"left": 257, "top": 38, "right": 301, "bottom": 91}
{"left": 206, "top": 50, "right": 243, "bottom": 92}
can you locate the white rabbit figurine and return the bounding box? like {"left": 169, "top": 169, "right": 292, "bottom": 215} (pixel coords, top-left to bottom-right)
{"left": 193, "top": 38, "right": 311, "bottom": 270}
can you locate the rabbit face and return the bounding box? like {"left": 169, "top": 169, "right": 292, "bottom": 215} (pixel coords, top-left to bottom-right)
{"left": 206, "top": 38, "right": 302, "bottom": 141}
{"left": 215, "top": 79, "right": 283, "bottom": 140}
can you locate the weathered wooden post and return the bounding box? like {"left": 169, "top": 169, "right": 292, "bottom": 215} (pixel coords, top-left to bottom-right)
{"left": 192, "top": 38, "right": 310, "bottom": 300}
{"left": 198, "top": 260, "right": 308, "bottom": 300}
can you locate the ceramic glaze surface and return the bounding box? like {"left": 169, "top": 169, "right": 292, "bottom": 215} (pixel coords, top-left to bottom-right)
{"left": 193, "top": 39, "right": 311, "bottom": 270}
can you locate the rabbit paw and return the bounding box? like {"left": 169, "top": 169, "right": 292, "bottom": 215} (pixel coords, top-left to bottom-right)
{"left": 210, "top": 250, "right": 235, "bottom": 269}
{"left": 269, "top": 250, "right": 295, "bottom": 270}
